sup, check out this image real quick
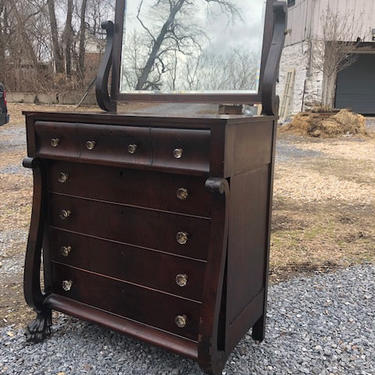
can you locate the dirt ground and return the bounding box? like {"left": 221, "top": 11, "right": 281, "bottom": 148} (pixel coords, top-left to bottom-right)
{"left": 0, "top": 103, "right": 374, "bottom": 329}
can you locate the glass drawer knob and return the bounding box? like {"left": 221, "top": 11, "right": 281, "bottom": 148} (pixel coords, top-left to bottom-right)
{"left": 62, "top": 280, "right": 73, "bottom": 292}
{"left": 86, "top": 140, "right": 96, "bottom": 150}
{"left": 128, "top": 144, "right": 138, "bottom": 154}
{"left": 173, "top": 148, "right": 183, "bottom": 159}
{"left": 61, "top": 246, "right": 72, "bottom": 257}
{"left": 50, "top": 138, "right": 60, "bottom": 147}
{"left": 59, "top": 209, "right": 71, "bottom": 220}
{"left": 176, "top": 274, "right": 188, "bottom": 287}
{"left": 177, "top": 188, "right": 189, "bottom": 200}
{"left": 58, "top": 172, "right": 69, "bottom": 184}
{"left": 176, "top": 232, "right": 189, "bottom": 245}
{"left": 175, "top": 315, "right": 187, "bottom": 328}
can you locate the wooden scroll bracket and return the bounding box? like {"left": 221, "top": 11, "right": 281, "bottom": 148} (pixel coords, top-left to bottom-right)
{"left": 199, "top": 178, "right": 230, "bottom": 375}
{"left": 96, "top": 21, "right": 116, "bottom": 112}
{"left": 261, "top": 1, "right": 287, "bottom": 116}
{"left": 22, "top": 157, "right": 52, "bottom": 343}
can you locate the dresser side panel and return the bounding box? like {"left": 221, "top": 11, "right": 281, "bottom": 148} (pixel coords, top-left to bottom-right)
{"left": 224, "top": 120, "right": 273, "bottom": 176}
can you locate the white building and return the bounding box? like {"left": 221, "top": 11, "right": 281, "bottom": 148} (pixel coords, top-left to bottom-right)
{"left": 278, "top": 0, "right": 375, "bottom": 120}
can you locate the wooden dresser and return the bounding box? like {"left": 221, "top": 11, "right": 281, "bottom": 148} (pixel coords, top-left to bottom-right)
{"left": 23, "top": 111, "right": 276, "bottom": 374}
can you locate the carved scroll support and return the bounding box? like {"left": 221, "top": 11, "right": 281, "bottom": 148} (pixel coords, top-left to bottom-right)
{"left": 96, "top": 21, "right": 116, "bottom": 112}
{"left": 198, "top": 178, "right": 230, "bottom": 375}
{"left": 22, "top": 157, "right": 52, "bottom": 342}
{"left": 261, "top": 1, "right": 287, "bottom": 116}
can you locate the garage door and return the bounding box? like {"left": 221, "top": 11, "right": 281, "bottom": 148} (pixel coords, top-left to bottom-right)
{"left": 335, "top": 54, "right": 375, "bottom": 114}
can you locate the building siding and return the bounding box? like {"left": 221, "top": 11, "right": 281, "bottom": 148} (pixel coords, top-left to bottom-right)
{"left": 278, "top": 0, "right": 375, "bottom": 118}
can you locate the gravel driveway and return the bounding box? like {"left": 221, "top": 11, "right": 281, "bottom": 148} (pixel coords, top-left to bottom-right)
{"left": 1, "top": 265, "right": 374, "bottom": 375}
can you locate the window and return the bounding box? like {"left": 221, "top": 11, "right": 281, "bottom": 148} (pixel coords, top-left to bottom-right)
{"left": 288, "top": 0, "right": 296, "bottom": 7}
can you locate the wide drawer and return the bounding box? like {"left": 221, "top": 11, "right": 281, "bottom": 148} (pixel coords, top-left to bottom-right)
{"left": 49, "top": 228, "right": 206, "bottom": 301}
{"left": 78, "top": 124, "right": 152, "bottom": 166}
{"left": 35, "top": 121, "right": 80, "bottom": 158}
{"left": 48, "top": 194, "right": 211, "bottom": 260}
{"left": 52, "top": 263, "right": 200, "bottom": 340}
{"left": 47, "top": 160, "right": 212, "bottom": 217}
{"left": 151, "top": 128, "right": 210, "bottom": 173}
{"left": 33, "top": 122, "right": 211, "bottom": 173}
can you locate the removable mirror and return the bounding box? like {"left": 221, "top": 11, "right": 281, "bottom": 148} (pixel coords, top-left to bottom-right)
{"left": 119, "top": 0, "right": 266, "bottom": 97}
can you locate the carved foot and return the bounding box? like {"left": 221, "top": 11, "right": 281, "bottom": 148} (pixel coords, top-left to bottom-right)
{"left": 252, "top": 315, "right": 266, "bottom": 342}
{"left": 25, "top": 310, "right": 52, "bottom": 343}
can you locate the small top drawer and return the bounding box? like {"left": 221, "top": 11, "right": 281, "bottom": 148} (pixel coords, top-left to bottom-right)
{"left": 35, "top": 121, "right": 80, "bottom": 158}
{"left": 78, "top": 124, "right": 152, "bottom": 166}
{"left": 151, "top": 128, "right": 210, "bottom": 173}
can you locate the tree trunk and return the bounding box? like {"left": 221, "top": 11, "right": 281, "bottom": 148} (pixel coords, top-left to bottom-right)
{"left": 78, "top": 0, "right": 88, "bottom": 85}
{"left": 63, "top": 0, "right": 74, "bottom": 79}
{"left": 47, "top": 0, "right": 64, "bottom": 74}
{"left": 322, "top": 71, "right": 337, "bottom": 109}
{"left": 135, "top": 0, "right": 186, "bottom": 90}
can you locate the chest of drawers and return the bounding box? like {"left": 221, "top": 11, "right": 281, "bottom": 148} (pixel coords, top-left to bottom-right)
{"left": 23, "top": 111, "right": 276, "bottom": 374}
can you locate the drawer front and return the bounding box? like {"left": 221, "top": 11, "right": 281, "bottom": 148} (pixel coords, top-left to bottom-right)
{"left": 78, "top": 124, "right": 152, "bottom": 166}
{"left": 52, "top": 263, "right": 200, "bottom": 340}
{"left": 35, "top": 121, "right": 79, "bottom": 158}
{"left": 49, "top": 228, "right": 206, "bottom": 301}
{"left": 47, "top": 161, "right": 211, "bottom": 217}
{"left": 151, "top": 128, "right": 210, "bottom": 173}
{"left": 49, "top": 194, "right": 210, "bottom": 260}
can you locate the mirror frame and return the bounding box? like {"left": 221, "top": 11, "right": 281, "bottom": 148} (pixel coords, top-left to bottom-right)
{"left": 96, "top": 0, "right": 286, "bottom": 112}
{"left": 114, "top": 0, "right": 275, "bottom": 103}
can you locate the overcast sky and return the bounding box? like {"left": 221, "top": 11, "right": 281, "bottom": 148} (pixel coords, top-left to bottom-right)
{"left": 120, "top": 0, "right": 266, "bottom": 93}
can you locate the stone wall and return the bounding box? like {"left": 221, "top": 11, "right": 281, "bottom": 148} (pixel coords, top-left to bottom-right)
{"left": 7, "top": 92, "right": 97, "bottom": 106}
{"left": 277, "top": 41, "right": 324, "bottom": 119}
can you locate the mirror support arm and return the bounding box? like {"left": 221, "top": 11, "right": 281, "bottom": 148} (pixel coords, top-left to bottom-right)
{"left": 96, "top": 21, "right": 116, "bottom": 112}
{"left": 261, "top": 1, "right": 287, "bottom": 116}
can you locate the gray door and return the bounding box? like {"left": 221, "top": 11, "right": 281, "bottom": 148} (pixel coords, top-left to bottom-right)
{"left": 335, "top": 54, "right": 375, "bottom": 114}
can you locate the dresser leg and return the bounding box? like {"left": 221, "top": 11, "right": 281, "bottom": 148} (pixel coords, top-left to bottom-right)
{"left": 251, "top": 314, "right": 266, "bottom": 342}
{"left": 25, "top": 308, "right": 52, "bottom": 343}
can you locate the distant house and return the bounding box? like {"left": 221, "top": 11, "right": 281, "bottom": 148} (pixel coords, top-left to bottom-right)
{"left": 278, "top": 0, "right": 375, "bottom": 119}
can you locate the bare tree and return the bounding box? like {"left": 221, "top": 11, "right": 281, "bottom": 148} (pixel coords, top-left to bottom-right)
{"left": 311, "top": 7, "right": 364, "bottom": 108}
{"left": 77, "top": 0, "right": 88, "bottom": 83}
{"left": 132, "top": 0, "right": 239, "bottom": 91}
{"left": 63, "top": 0, "right": 74, "bottom": 79}
{"left": 47, "top": 0, "right": 64, "bottom": 74}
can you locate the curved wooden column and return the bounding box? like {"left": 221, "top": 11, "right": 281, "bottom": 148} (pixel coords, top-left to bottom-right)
{"left": 23, "top": 157, "right": 52, "bottom": 342}
{"left": 198, "top": 178, "right": 230, "bottom": 375}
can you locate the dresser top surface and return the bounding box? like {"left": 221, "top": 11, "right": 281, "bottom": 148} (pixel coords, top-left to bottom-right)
{"left": 23, "top": 111, "right": 273, "bottom": 126}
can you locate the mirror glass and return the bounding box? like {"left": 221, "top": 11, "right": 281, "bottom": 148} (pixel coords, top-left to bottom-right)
{"left": 119, "top": 0, "right": 266, "bottom": 95}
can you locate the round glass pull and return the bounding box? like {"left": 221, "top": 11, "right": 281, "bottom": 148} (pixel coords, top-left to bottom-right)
{"left": 50, "top": 138, "right": 60, "bottom": 147}
{"left": 128, "top": 144, "right": 138, "bottom": 154}
{"left": 62, "top": 280, "right": 73, "bottom": 292}
{"left": 86, "top": 140, "right": 96, "bottom": 150}
{"left": 59, "top": 209, "right": 71, "bottom": 220}
{"left": 176, "top": 274, "right": 188, "bottom": 287}
{"left": 176, "top": 188, "right": 189, "bottom": 201}
{"left": 58, "top": 172, "right": 69, "bottom": 184}
{"left": 175, "top": 315, "right": 187, "bottom": 328}
{"left": 173, "top": 148, "right": 183, "bottom": 159}
{"left": 61, "top": 246, "right": 72, "bottom": 257}
{"left": 176, "top": 232, "right": 189, "bottom": 245}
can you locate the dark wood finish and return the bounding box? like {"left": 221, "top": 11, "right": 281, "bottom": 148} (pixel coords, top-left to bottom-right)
{"left": 35, "top": 121, "right": 80, "bottom": 159}
{"left": 151, "top": 128, "right": 211, "bottom": 173}
{"left": 77, "top": 123, "right": 152, "bottom": 166}
{"left": 24, "top": 110, "right": 278, "bottom": 374}
{"left": 47, "top": 160, "right": 212, "bottom": 216}
{"left": 48, "top": 228, "right": 206, "bottom": 301}
{"left": 95, "top": 21, "right": 116, "bottom": 112}
{"left": 45, "top": 294, "right": 199, "bottom": 359}
{"left": 48, "top": 193, "right": 211, "bottom": 260}
{"left": 52, "top": 263, "right": 201, "bottom": 340}
{"left": 23, "top": 2, "right": 286, "bottom": 374}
